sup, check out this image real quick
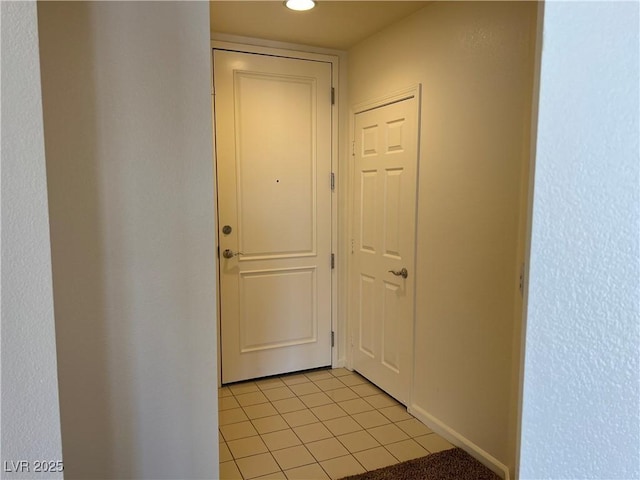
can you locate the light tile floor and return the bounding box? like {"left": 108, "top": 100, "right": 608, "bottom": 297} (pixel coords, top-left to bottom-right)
{"left": 219, "top": 368, "right": 454, "bottom": 479}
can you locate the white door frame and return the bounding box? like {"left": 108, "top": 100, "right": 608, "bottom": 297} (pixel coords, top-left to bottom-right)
{"left": 211, "top": 39, "right": 342, "bottom": 385}
{"left": 346, "top": 84, "right": 422, "bottom": 405}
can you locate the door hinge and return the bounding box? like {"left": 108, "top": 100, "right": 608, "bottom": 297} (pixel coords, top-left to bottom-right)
{"left": 217, "top": 245, "right": 220, "bottom": 258}
{"left": 351, "top": 140, "right": 355, "bottom": 156}
{"left": 519, "top": 262, "right": 525, "bottom": 296}
{"left": 330, "top": 172, "right": 335, "bottom": 191}
{"left": 331, "top": 331, "right": 335, "bottom": 348}
{"left": 331, "top": 87, "right": 335, "bottom": 105}
{"left": 331, "top": 253, "right": 335, "bottom": 269}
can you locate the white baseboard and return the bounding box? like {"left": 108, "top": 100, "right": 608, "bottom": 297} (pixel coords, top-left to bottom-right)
{"left": 408, "top": 403, "right": 511, "bottom": 480}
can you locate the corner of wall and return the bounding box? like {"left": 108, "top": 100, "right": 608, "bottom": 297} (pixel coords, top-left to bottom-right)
{"left": 1, "top": 2, "right": 63, "bottom": 476}
{"left": 408, "top": 404, "right": 511, "bottom": 480}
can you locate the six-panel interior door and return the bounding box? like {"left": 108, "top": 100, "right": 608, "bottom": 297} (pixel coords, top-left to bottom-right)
{"left": 351, "top": 95, "right": 419, "bottom": 405}
{"left": 214, "top": 49, "right": 333, "bottom": 384}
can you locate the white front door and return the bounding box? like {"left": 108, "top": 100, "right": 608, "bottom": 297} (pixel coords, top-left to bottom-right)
{"left": 214, "top": 49, "right": 333, "bottom": 384}
{"left": 351, "top": 92, "right": 420, "bottom": 404}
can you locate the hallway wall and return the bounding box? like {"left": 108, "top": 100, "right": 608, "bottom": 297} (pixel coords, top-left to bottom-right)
{"left": 520, "top": 2, "right": 640, "bottom": 478}
{"left": 38, "top": 2, "right": 218, "bottom": 478}
{"left": 348, "top": 2, "right": 537, "bottom": 475}
{"left": 1, "top": 3, "right": 63, "bottom": 477}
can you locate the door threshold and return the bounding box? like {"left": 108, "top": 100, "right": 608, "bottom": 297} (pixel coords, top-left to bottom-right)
{"left": 221, "top": 365, "right": 333, "bottom": 387}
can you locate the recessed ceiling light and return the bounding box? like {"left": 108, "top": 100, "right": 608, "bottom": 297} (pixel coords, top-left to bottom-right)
{"left": 284, "top": 0, "right": 316, "bottom": 12}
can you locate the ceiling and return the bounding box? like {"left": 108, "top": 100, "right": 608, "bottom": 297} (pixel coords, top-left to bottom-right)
{"left": 210, "top": 1, "right": 430, "bottom": 50}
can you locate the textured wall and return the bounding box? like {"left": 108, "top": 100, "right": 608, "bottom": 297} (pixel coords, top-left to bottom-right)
{"left": 38, "top": 2, "right": 219, "bottom": 478}
{"left": 520, "top": 2, "right": 639, "bottom": 478}
{"left": 348, "top": 2, "right": 537, "bottom": 474}
{"left": 1, "top": 2, "right": 63, "bottom": 478}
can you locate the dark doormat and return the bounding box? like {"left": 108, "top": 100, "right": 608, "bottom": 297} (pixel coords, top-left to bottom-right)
{"left": 339, "top": 448, "right": 502, "bottom": 480}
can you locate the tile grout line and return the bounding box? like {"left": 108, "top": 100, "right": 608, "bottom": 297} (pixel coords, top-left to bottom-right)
{"left": 220, "top": 369, "right": 440, "bottom": 479}
{"left": 224, "top": 374, "right": 325, "bottom": 478}
{"left": 298, "top": 370, "right": 369, "bottom": 479}
{"left": 224, "top": 371, "right": 347, "bottom": 478}
{"left": 267, "top": 373, "right": 348, "bottom": 477}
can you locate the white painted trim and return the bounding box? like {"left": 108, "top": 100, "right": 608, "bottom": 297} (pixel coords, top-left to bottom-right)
{"left": 352, "top": 84, "right": 421, "bottom": 115}
{"left": 211, "top": 39, "right": 344, "bottom": 374}
{"left": 211, "top": 96, "right": 222, "bottom": 389}
{"left": 212, "top": 39, "right": 340, "bottom": 65}
{"left": 409, "top": 403, "right": 511, "bottom": 480}
{"left": 345, "top": 107, "right": 356, "bottom": 372}
{"left": 211, "top": 33, "right": 346, "bottom": 57}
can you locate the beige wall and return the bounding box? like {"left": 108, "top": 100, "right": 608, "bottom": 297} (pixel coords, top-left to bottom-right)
{"left": 348, "top": 2, "right": 537, "bottom": 474}
{"left": 38, "top": 2, "right": 219, "bottom": 478}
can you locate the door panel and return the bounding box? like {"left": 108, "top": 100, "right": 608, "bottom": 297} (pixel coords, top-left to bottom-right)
{"left": 239, "top": 267, "right": 317, "bottom": 351}
{"left": 351, "top": 95, "right": 419, "bottom": 404}
{"left": 382, "top": 280, "right": 400, "bottom": 372}
{"left": 384, "top": 168, "right": 403, "bottom": 257}
{"left": 235, "top": 71, "right": 316, "bottom": 258}
{"left": 214, "top": 49, "right": 332, "bottom": 384}
{"left": 359, "top": 274, "right": 376, "bottom": 357}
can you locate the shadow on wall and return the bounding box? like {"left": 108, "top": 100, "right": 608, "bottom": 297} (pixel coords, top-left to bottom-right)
{"left": 38, "top": 3, "right": 220, "bottom": 478}
{"left": 38, "top": 3, "right": 132, "bottom": 478}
